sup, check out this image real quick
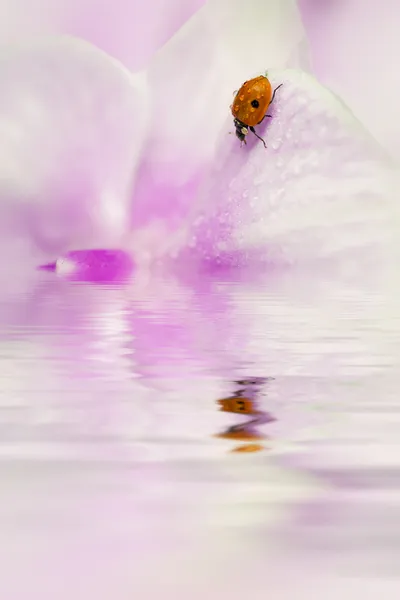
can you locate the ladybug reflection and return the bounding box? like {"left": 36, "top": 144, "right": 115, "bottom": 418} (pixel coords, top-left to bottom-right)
{"left": 231, "top": 74, "right": 283, "bottom": 148}
{"left": 216, "top": 377, "right": 275, "bottom": 450}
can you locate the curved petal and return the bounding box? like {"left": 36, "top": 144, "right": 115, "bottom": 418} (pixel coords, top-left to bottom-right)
{"left": 0, "top": 36, "right": 148, "bottom": 262}
{"left": 0, "top": 0, "right": 205, "bottom": 71}
{"left": 183, "top": 69, "right": 400, "bottom": 268}
{"left": 148, "top": 0, "right": 309, "bottom": 164}
{"left": 298, "top": 0, "right": 400, "bottom": 160}
{"left": 129, "top": 0, "right": 309, "bottom": 263}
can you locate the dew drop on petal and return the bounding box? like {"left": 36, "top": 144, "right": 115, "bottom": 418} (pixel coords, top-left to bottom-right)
{"left": 293, "top": 161, "right": 301, "bottom": 175}
{"left": 311, "top": 153, "right": 319, "bottom": 167}
{"left": 217, "top": 241, "right": 228, "bottom": 252}
{"left": 249, "top": 196, "right": 258, "bottom": 208}
{"left": 194, "top": 215, "right": 205, "bottom": 226}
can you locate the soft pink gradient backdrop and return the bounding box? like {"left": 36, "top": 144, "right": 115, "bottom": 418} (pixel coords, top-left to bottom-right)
{"left": 0, "top": 0, "right": 204, "bottom": 70}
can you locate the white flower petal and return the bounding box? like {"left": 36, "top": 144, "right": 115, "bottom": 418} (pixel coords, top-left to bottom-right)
{"left": 131, "top": 0, "right": 309, "bottom": 250}
{"left": 0, "top": 36, "right": 149, "bottom": 259}
{"left": 186, "top": 69, "right": 400, "bottom": 266}
{"left": 299, "top": 0, "right": 400, "bottom": 160}
{"left": 148, "top": 0, "right": 308, "bottom": 166}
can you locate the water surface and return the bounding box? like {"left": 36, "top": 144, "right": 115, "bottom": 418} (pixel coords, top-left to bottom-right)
{"left": 1, "top": 266, "right": 400, "bottom": 598}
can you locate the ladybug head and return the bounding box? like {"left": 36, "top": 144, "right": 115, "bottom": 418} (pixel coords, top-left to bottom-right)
{"left": 233, "top": 118, "right": 248, "bottom": 145}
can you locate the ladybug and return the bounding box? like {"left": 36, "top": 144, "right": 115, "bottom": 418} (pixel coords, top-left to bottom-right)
{"left": 231, "top": 75, "right": 283, "bottom": 148}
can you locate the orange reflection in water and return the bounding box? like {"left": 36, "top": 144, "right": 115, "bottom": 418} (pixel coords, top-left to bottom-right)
{"left": 215, "top": 378, "right": 275, "bottom": 452}
{"left": 230, "top": 444, "right": 265, "bottom": 453}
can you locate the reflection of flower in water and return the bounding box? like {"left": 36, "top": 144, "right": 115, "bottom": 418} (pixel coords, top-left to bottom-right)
{"left": 2, "top": 262, "right": 394, "bottom": 457}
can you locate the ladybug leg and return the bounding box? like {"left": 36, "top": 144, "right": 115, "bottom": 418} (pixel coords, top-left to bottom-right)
{"left": 257, "top": 84, "right": 283, "bottom": 126}
{"left": 258, "top": 114, "right": 272, "bottom": 124}
{"left": 249, "top": 126, "right": 267, "bottom": 149}
{"left": 270, "top": 83, "right": 283, "bottom": 105}
{"left": 226, "top": 411, "right": 275, "bottom": 433}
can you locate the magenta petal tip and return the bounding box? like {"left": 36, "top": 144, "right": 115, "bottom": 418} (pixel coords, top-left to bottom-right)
{"left": 38, "top": 249, "right": 134, "bottom": 282}
{"left": 38, "top": 261, "right": 57, "bottom": 272}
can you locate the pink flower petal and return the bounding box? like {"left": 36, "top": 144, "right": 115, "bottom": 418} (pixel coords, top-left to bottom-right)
{"left": 0, "top": 36, "right": 148, "bottom": 262}
{"left": 298, "top": 0, "right": 400, "bottom": 159}
{"left": 184, "top": 69, "right": 399, "bottom": 268}
{"left": 0, "top": 0, "right": 205, "bottom": 71}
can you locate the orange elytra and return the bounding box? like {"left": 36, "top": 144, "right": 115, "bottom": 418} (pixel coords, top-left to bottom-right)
{"left": 218, "top": 396, "right": 256, "bottom": 415}
{"left": 230, "top": 74, "right": 282, "bottom": 148}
